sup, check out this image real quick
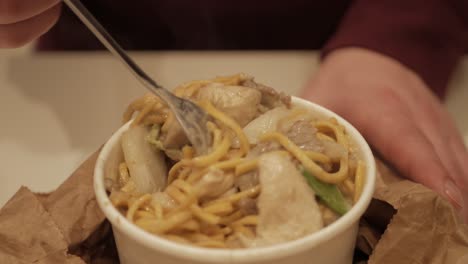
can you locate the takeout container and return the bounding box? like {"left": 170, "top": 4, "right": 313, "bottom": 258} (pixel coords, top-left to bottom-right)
{"left": 94, "top": 97, "right": 376, "bottom": 264}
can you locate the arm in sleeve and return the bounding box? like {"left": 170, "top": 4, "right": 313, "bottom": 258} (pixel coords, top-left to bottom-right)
{"left": 323, "top": 0, "right": 468, "bottom": 98}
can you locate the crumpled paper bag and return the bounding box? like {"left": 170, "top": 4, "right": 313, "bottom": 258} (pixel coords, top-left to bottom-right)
{"left": 0, "top": 152, "right": 117, "bottom": 264}
{"left": 0, "top": 152, "right": 467, "bottom": 264}
{"left": 363, "top": 161, "right": 468, "bottom": 263}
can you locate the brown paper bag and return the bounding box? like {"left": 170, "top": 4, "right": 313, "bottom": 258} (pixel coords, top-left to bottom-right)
{"left": 1, "top": 152, "right": 467, "bottom": 263}
{"left": 0, "top": 152, "right": 116, "bottom": 264}
{"left": 367, "top": 162, "right": 468, "bottom": 263}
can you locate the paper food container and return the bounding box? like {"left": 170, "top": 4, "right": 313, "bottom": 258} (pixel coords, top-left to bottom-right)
{"left": 94, "top": 97, "right": 376, "bottom": 264}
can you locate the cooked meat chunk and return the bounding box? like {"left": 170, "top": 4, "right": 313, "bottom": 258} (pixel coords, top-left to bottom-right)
{"left": 234, "top": 171, "right": 259, "bottom": 191}
{"left": 160, "top": 117, "right": 189, "bottom": 149}
{"left": 286, "top": 120, "right": 346, "bottom": 161}
{"left": 237, "top": 197, "right": 258, "bottom": 215}
{"left": 197, "top": 84, "right": 262, "bottom": 127}
{"left": 195, "top": 168, "right": 234, "bottom": 200}
{"left": 286, "top": 120, "right": 321, "bottom": 151}
{"left": 321, "top": 140, "right": 347, "bottom": 161}
{"left": 242, "top": 107, "right": 290, "bottom": 144}
{"left": 251, "top": 152, "right": 323, "bottom": 246}
{"left": 241, "top": 80, "right": 291, "bottom": 109}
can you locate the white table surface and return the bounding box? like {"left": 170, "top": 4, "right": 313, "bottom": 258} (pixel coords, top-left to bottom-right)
{"left": 0, "top": 50, "right": 467, "bottom": 207}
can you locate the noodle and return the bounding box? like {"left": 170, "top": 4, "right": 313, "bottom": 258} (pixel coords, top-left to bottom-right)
{"left": 210, "top": 158, "right": 245, "bottom": 170}
{"left": 189, "top": 134, "right": 231, "bottom": 167}
{"left": 219, "top": 211, "right": 244, "bottom": 225}
{"left": 135, "top": 211, "right": 192, "bottom": 234}
{"left": 190, "top": 204, "right": 221, "bottom": 225}
{"left": 134, "top": 210, "right": 156, "bottom": 220}
{"left": 304, "top": 151, "right": 332, "bottom": 164}
{"left": 231, "top": 215, "right": 258, "bottom": 226}
{"left": 142, "top": 114, "right": 166, "bottom": 125}
{"left": 234, "top": 158, "right": 258, "bottom": 176}
{"left": 232, "top": 225, "right": 255, "bottom": 238}
{"left": 202, "top": 202, "right": 234, "bottom": 215}
{"left": 199, "top": 101, "right": 250, "bottom": 155}
{"left": 174, "top": 219, "right": 200, "bottom": 232}
{"left": 152, "top": 200, "right": 164, "bottom": 219}
{"left": 316, "top": 132, "right": 336, "bottom": 142}
{"left": 224, "top": 185, "right": 261, "bottom": 203}
{"left": 132, "top": 101, "right": 156, "bottom": 127}
{"left": 354, "top": 161, "right": 366, "bottom": 203}
{"left": 194, "top": 240, "right": 226, "bottom": 248}
{"left": 127, "top": 194, "right": 152, "bottom": 221}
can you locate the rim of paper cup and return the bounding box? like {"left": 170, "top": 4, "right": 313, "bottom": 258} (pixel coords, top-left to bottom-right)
{"left": 94, "top": 96, "right": 376, "bottom": 263}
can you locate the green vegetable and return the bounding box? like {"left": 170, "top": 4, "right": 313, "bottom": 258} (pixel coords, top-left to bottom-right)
{"left": 146, "top": 124, "right": 165, "bottom": 150}
{"left": 302, "top": 169, "right": 350, "bottom": 215}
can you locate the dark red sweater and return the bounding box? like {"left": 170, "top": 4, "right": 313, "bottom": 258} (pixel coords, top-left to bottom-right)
{"left": 38, "top": 0, "right": 468, "bottom": 98}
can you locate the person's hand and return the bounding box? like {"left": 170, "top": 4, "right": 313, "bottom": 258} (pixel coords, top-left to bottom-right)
{"left": 0, "top": 0, "right": 61, "bottom": 48}
{"left": 301, "top": 48, "right": 468, "bottom": 222}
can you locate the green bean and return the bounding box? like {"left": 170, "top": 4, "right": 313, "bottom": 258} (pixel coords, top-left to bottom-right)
{"left": 302, "top": 170, "right": 350, "bottom": 215}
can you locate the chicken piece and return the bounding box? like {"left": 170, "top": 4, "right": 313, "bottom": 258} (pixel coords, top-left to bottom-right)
{"left": 164, "top": 148, "right": 183, "bottom": 161}
{"left": 160, "top": 117, "right": 189, "bottom": 149}
{"left": 146, "top": 124, "right": 184, "bottom": 161}
{"left": 242, "top": 106, "right": 290, "bottom": 144}
{"left": 234, "top": 141, "right": 282, "bottom": 191}
{"left": 197, "top": 84, "right": 262, "bottom": 127}
{"left": 121, "top": 126, "right": 168, "bottom": 194}
{"left": 252, "top": 152, "right": 323, "bottom": 246}
{"left": 286, "top": 120, "right": 322, "bottom": 151}
{"left": 286, "top": 120, "right": 346, "bottom": 161}
{"left": 321, "top": 140, "right": 347, "bottom": 161}
{"left": 237, "top": 197, "right": 258, "bottom": 215}
{"left": 241, "top": 80, "right": 291, "bottom": 109}
{"left": 234, "top": 171, "right": 259, "bottom": 191}
{"left": 195, "top": 168, "right": 234, "bottom": 200}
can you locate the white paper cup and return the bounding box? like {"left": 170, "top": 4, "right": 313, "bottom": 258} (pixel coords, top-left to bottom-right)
{"left": 94, "top": 97, "right": 376, "bottom": 264}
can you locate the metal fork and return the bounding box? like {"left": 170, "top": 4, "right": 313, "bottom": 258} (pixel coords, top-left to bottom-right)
{"left": 63, "top": 0, "right": 212, "bottom": 154}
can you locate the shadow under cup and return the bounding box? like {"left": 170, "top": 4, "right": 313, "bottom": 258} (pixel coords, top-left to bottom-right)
{"left": 94, "top": 97, "right": 376, "bottom": 264}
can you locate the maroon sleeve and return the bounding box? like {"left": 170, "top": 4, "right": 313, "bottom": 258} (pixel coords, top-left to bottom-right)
{"left": 322, "top": 0, "right": 468, "bottom": 98}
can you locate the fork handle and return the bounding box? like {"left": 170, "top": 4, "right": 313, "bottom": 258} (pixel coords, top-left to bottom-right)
{"left": 63, "top": 0, "right": 173, "bottom": 100}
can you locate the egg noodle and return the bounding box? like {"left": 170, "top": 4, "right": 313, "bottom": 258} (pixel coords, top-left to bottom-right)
{"left": 111, "top": 74, "right": 366, "bottom": 248}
